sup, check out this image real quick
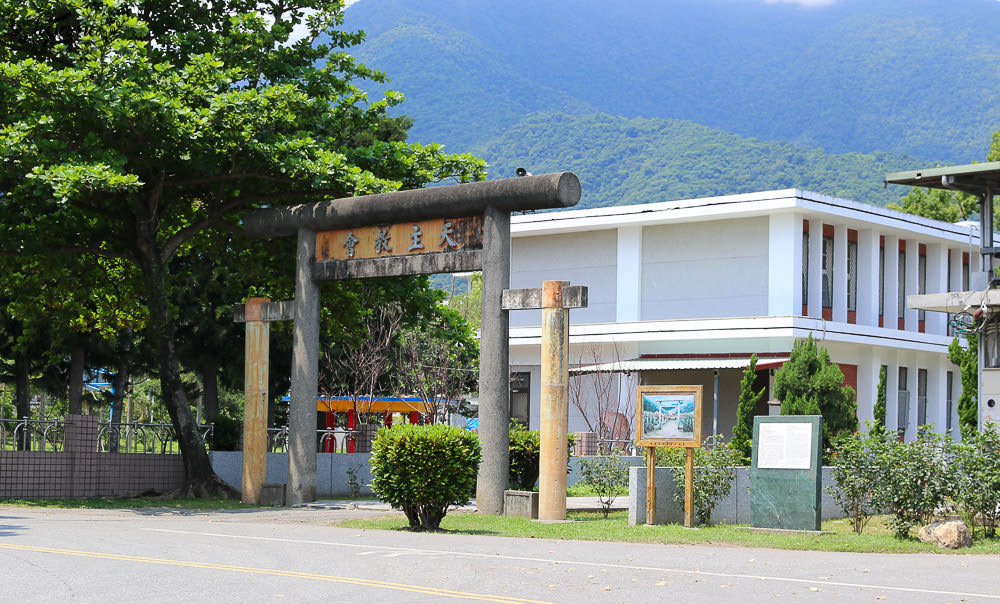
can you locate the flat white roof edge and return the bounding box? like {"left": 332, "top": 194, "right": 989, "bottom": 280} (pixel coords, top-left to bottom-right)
{"left": 512, "top": 188, "right": 981, "bottom": 243}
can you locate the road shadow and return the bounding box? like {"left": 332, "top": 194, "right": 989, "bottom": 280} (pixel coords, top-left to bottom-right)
{"left": 0, "top": 518, "right": 26, "bottom": 537}
{"left": 125, "top": 507, "right": 271, "bottom": 517}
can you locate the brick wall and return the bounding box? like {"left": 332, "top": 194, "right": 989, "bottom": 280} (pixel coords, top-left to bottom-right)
{"left": 838, "top": 363, "right": 858, "bottom": 392}
{"left": 0, "top": 414, "right": 185, "bottom": 499}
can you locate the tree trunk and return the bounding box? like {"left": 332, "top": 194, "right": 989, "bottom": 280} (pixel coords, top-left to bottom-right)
{"left": 201, "top": 361, "right": 220, "bottom": 418}
{"left": 109, "top": 351, "right": 128, "bottom": 453}
{"left": 135, "top": 232, "right": 236, "bottom": 498}
{"left": 15, "top": 352, "right": 30, "bottom": 450}
{"left": 68, "top": 343, "right": 85, "bottom": 415}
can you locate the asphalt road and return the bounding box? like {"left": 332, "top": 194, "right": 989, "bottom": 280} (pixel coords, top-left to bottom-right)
{"left": 1, "top": 505, "right": 998, "bottom": 603}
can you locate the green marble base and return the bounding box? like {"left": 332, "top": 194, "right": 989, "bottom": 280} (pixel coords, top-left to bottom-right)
{"left": 750, "top": 415, "right": 823, "bottom": 531}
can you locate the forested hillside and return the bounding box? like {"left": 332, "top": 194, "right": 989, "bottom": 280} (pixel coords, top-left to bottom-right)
{"left": 344, "top": 0, "right": 1000, "bottom": 207}
{"left": 482, "top": 113, "right": 923, "bottom": 209}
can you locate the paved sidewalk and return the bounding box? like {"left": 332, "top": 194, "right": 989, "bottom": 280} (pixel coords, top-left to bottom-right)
{"left": 297, "top": 496, "right": 627, "bottom": 513}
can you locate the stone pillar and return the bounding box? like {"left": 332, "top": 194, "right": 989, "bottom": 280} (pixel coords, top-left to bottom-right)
{"left": 538, "top": 280, "right": 570, "bottom": 522}
{"left": 242, "top": 297, "right": 269, "bottom": 505}
{"left": 288, "top": 228, "right": 319, "bottom": 505}
{"left": 477, "top": 206, "right": 511, "bottom": 514}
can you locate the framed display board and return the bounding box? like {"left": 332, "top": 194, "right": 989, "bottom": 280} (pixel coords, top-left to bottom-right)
{"left": 635, "top": 385, "right": 703, "bottom": 448}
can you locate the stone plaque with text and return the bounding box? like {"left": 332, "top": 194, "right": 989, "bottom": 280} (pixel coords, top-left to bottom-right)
{"left": 750, "top": 415, "right": 823, "bottom": 530}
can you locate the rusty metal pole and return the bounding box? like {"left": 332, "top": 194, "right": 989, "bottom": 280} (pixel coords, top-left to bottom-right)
{"left": 538, "top": 280, "right": 570, "bottom": 521}
{"left": 242, "top": 298, "right": 269, "bottom": 505}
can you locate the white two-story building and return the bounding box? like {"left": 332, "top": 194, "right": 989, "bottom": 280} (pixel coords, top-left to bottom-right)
{"left": 506, "top": 189, "right": 979, "bottom": 444}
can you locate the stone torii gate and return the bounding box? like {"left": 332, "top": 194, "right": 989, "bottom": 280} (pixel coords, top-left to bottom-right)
{"left": 242, "top": 173, "right": 581, "bottom": 511}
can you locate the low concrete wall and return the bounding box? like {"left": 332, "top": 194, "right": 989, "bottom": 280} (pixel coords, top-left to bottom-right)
{"left": 209, "top": 453, "right": 645, "bottom": 495}
{"left": 567, "top": 455, "right": 644, "bottom": 487}
{"left": 628, "top": 466, "right": 843, "bottom": 525}
{"left": 209, "top": 451, "right": 374, "bottom": 498}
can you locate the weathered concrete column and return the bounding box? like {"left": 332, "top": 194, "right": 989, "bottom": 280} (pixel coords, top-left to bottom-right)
{"left": 477, "top": 205, "right": 511, "bottom": 514}
{"left": 539, "top": 280, "right": 570, "bottom": 521}
{"left": 289, "top": 228, "right": 319, "bottom": 505}
{"left": 242, "top": 298, "right": 269, "bottom": 505}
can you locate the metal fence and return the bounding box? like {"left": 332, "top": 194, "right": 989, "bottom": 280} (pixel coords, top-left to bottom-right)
{"left": 0, "top": 417, "right": 65, "bottom": 452}
{"left": 0, "top": 416, "right": 213, "bottom": 454}
{"left": 98, "top": 421, "right": 214, "bottom": 454}
{"left": 266, "top": 427, "right": 370, "bottom": 453}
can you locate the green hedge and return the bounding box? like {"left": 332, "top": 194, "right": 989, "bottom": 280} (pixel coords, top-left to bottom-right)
{"left": 370, "top": 424, "right": 481, "bottom": 530}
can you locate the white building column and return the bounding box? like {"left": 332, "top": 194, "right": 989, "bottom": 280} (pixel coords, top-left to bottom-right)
{"left": 833, "top": 224, "right": 848, "bottom": 323}
{"left": 949, "top": 247, "right": 965, "bottom": 292}
{"left": 856, "top": 347, "right": 880, "bottom": 426}
{"left": 616, "top": 225, "right": 642, "bottom": 322}
{"left": 858, "top": 229, "right": 880, "bottom": 327}
{"left": 808, "top": 219, "right": 823, "bottom": 318}
{"left": 926, "top": 356, "right": 947, "bottom": 434}
{"left": 926, "top": 244, "right": 948, "bottom": 335}
{"left": 885, "top": 354, "right": 899, "bottom": 433}
{"left": 768, "top": 213, "right": 803, "bottom": 317}
{"left": 883, "top": 235, "right": 899, "bottom": 329}
{"left": 904, "top": 240, "right": 920, "bottom": 331}
{"left": 901, "top": 352, "right": 918, "bottom": 441}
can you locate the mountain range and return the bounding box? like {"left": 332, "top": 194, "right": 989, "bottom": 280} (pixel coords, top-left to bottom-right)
{"left": 342, "top": 0, "right": 1000, "bottom": 208}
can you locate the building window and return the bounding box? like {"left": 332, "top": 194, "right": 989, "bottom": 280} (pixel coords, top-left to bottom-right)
{"left": 802, "top": 230, "right": 809, "bottom": 307}
{"left": 847, "top": 240, "right": 858, "bottom": 313}
{"left": 963, "top": 252, "right": 970, "bottom": 290}
{"left": 918, "top": 252, "right": 927, "bottom": 325}
{"left": 822, "top": 235, "right": 834, "bottom": 308}
{"left": 897, "top": 249, "right": 906, "bottom": 320}
{"left": 917, "top": 368, "right": 928, "bottom": 427}
{"left": 897, "top": 366, "right": 909, "bottom": 436}
{"left": 879, "top": 244, "right": 885, "bottom": 319}
{"left": 946, "top": 371, "right": 954, "bottom": 434}
{"left": 509, "top": 372, "right": 530, "bottom": 428}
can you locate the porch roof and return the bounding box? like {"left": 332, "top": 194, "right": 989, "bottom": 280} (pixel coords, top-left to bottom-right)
{"left": 569, "top": 356, "right": 789, "bottom": 374}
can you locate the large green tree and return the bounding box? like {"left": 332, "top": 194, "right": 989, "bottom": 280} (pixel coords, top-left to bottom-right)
{"left": 775, "top": 334, "right": 858, "bottom": 451}
{"left": 0, "top": 0, "right": 484, "bottom": 495}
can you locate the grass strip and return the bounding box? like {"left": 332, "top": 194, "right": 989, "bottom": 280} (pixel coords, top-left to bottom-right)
{"left": 0, "top": 496, "right": 256, "bottom": 510}
{"left": 338, "top": 510, "right": 1000, "bottom": 555}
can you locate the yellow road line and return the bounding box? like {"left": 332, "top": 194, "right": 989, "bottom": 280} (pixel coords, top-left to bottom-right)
{"left": 0, "top": 543, "right": 553, "bottom": 604}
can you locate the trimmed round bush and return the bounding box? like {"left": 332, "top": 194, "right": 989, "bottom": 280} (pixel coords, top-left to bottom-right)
{"left": 370, "top": 424, "right": 481, "bottom": 530}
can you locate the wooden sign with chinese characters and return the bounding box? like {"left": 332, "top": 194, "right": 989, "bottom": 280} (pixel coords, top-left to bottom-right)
{"left": 316, "top": 216, "right": 483, "bottom": 261}
{"left": 312, "top": 216, "right": 485, "bottom": 281}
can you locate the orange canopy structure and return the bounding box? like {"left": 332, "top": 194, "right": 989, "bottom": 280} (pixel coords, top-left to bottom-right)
{"left": 315, "top": 396, "right": 435, "bottom": 414}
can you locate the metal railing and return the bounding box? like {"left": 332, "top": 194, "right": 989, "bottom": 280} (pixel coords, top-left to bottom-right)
{"left": 0, "top": 416, "right": 213, "bottom": 453}
{"left": 1, "top": 417, "right": 65, "bottom": 452}
{"left": 98, "top": 421, "right": 214, "bottom": 454}
{"left": 266, "top": 427, "right": 368, "bottom": 453}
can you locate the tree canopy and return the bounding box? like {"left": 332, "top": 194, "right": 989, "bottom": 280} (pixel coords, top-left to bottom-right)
{"left": 775, "top": 334, "right": 858, "bottom": 451}
{"left": 0, "top": 0, "right": 484, "bottom": 494}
